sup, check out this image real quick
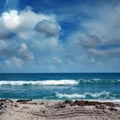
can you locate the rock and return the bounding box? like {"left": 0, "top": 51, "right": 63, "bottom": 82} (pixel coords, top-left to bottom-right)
{"left": 0, "top": 99, "right": 13, "bottom": 115}
{"left": 14, "top": 104, "right": 19, "bottom": 108}
{"left": 95, "top": 104, "right": 106, "bottom": 109}
{"left": 63, "top": 100, "right": 73, "bottom": 106}
{"left": 0, "top": 99, "right": 13, "bottom": 103}
{"left": 0, "top": 100, "right": 7, "bottom": 109}
{"left": 109, "top": 107, "right": 117, "bottom": 111}
{"left": 54, "top": 103, "right": 66, "bottom": 109}
{"left": 16, "top": 99, "right": 32, "bottom": 104}
{"left": 72, "top": 100, "right": 91, "bottom": 106}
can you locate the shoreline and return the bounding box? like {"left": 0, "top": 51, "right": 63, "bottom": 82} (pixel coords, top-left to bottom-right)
{"left": 0, "top": 99, "right": 120, "bottom": 120}
{"left": 1, "top": 98, "right": 120, "bottom": 103}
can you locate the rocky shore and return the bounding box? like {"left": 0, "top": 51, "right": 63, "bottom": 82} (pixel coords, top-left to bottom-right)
{"left": 0, "top": 99, "right": 120, "bottom": 120}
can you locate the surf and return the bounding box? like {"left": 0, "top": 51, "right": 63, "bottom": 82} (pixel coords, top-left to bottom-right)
{"left": 0, "top": 79, "right": 79, "bottom": 86}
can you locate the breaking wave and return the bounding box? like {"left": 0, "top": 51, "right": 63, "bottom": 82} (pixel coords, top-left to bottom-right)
{"left": 0, "top": 80, "right": 79, "bottom": 86}
{"left": 56, "top": 92, "right": 110, "bottom": 99}
{"left": 78, "top": 79, "right": 120, "bottom": 84}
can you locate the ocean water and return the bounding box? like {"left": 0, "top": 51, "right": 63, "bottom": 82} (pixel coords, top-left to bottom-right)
{"left": 0, "top": 73, "right": 120, "bottom": 101}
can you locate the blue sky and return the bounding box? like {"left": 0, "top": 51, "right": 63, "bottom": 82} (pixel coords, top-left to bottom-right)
{"left": 0, "top": 0, "right": 120, "bottom": 72}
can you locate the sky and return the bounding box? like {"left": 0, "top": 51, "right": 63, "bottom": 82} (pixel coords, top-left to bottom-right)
{"left": 0, "top": 0, "right": 120, "bottom": 73}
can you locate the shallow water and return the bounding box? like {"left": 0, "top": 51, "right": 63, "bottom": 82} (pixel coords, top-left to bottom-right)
{"left": 0, "top": 73, "right": 120, "bottom": 101}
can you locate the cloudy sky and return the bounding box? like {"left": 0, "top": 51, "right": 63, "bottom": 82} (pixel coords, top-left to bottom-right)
{"left": 0, "top": 0, "right": 120, "bottom": 73}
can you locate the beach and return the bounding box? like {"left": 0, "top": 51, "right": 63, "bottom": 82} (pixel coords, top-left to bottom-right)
{"left": 0, "top": 99, "right": 120, "bottom": 120}
{"left": 0, "top": 73, "right": 120, "bottom": 120}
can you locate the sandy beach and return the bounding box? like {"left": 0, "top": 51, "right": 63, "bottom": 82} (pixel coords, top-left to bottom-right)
{"left": 0, "top": 99, "right": 120, "bottom": 120}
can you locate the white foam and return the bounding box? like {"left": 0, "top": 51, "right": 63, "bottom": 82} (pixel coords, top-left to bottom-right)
{"left": 92, "top": 78, "right": 101, "bottom": 81}
{"left": 56, "top": 92, "right": 110, "bottom": 99}
{"left": 0, "top": 80, "right": 79, "bottom": 86}
{"left": 78, "top": 78, "right": 101, "bottom": 83}
{"left": 56, "top": 93, "right": 85, "bottom": 99}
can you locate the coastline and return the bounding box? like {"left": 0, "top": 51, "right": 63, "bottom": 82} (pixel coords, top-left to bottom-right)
{"left": 0, "top": 99, "right": 120, "bottom": 120}
{"left": 1, "top": 98, "right": 120, "bottom": 104}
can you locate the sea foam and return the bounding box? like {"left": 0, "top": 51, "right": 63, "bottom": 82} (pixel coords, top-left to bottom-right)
{"left": 56, "top": 92, "right": 110, "bottom": 99}
{"left": 0, "top": 80, "right": 79, "bottom": 86}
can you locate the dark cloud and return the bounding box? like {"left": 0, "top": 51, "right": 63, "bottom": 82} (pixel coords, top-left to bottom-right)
{"left": 17, "top": 43, "right": 34, "bottom": 61}
{"left": 0, "top": 47, "right": 14, "bottom": 57}
{"left": 87, "top": 48, "right": 120, "bottom": 58}
{"left": 66, "top": 33, "right": 120, "bottom": 62}
{"left": 105, "top": 39, "right": 120, "bottom": 47}
{"left": 87, "top": 49, "right": 104, "bottom": 57}
{"left": 105, "top": 48, "right": 120, "bottom": 58}
{"left": 0, "top": 31, "right": 15, "bottom": 39}
{"left": 0, "top": 0, "right": 120, "bottom": 72}
{"left": 34, "top": 20, "right": 61, "bottom": 37}
{"left": 79, "top": 35, "right": 101, "bottom": 49}
{"left": 0, "top": 41, "right": 34, "bottom": 62}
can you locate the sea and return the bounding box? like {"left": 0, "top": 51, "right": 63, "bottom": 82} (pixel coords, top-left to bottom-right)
{"left": 0, "top": 73, "right": 120, "bottom": 102}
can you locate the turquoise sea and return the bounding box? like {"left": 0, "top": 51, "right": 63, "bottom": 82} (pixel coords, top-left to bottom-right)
{"left": 0, "top": 73, "right": 120, "bottom": 101}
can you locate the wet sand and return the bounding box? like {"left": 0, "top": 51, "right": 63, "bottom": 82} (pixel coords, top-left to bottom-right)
{"left": 0, "top": 99, "right": 120, "bottom": 120}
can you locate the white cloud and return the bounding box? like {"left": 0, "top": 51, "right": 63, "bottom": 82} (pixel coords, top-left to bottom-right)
{"left": 78, "top": 35, "right": 101, "bottom": 48}
{"left": 2, "top": 10, "right": 20, "bottom": 31}
{"left": 82, "top": 5, "right": 120, "bottom": 41}
{"left": 0, "top": 40, "right": 14, "bottom": 57}
{"left": 4, "top": 57, "right": 24, "bottom": 68}
{"left": 87, "top": 47, "right": 120, "bottom": 59}
{"left": 1, "top": 9, "right": 57, "bottom": 39}
{"left": 64, "top": 4, "right": 120, "bottom": 65}
{"left": 0, "top": 8, "right": 63, "bottom": 71}
{"left": 52, "top": 57, "right": 63, "bottom": 65}
{"left": 31, "top": 37, "right": 63, "bottom": 57}
{"left": 17, "top": 43, "right": 35, "bottom": 61}
{"left": 0, "top": 41, "right": 35, "bottom": 62}
{"left": 87, "top": 48, "right": 104, "bottom": 57}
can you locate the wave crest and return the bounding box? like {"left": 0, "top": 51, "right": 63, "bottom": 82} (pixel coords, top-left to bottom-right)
{"left": 0, "top": 80, "right": 79, "bottom": 86}
{"left": 78, "top": 79, "right": 120, "bottom": 84}
{"left": 56, "top": 92, "right": 110, "bottom": 99}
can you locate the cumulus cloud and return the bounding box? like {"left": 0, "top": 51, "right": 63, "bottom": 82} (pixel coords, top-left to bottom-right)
{"left": 4, "top": 57, "right": 24, "bottom": 69}
{"left": 0, "top": 1, "right": 120, "bottom": 72}
{"left": 68, "top": 33, "right": 120, "bottom": 60}
{"left": 31, "top": 37, "right": 63, "bottom": 57}
{"left": 79, "top": 35, "right": 101, "bottom": 49}
{"left": 34, "top": 20, "right": 61, "bottom": 37}
{"left": 87, "top": 49, "right": 104, "bottom": 57}
{"left": 0, "top": 29, "right": 15, "bottom": 40}
{"left": 1, "top": 9, "right": 57, "bottom": 37}
{"left": 82, "top": 5, "right": 120, "bottom": 41}
{"left": 0, "top": 40, "right": 14, "bottom": 57}
{"left": 65, "top": 4, "right": 120, "bottom": 66}
{"left": 2, "top": 10, "right": 20, "bottom": 31}
{"left": 87, "top": 48, "right": 120, "bottom": 59}
{"left": 0, "top": 41, "right": 34, "bottom": 61}
{"left": 0, "top": 8, "right": 64, "bottom": 72}
{"left": 17, "top": 43, "right": 34, "bottom": 61}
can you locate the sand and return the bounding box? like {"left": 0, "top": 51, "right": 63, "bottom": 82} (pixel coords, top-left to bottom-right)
{"left": 0, "top": 99, "right": 120, "bottom": 120}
